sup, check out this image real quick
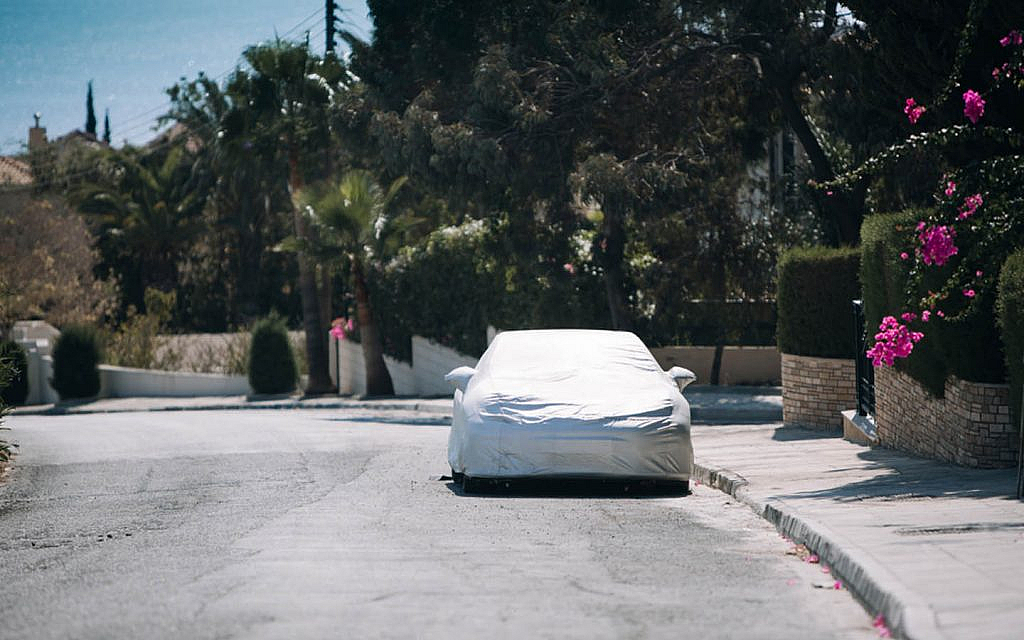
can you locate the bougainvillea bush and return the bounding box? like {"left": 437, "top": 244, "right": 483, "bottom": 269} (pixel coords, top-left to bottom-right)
{"left": 838, "top": 21, "right": 1024, "bottom": 385}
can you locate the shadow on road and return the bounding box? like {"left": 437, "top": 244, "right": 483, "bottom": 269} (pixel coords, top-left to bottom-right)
{"left": 443, "top": 476, "right": 690, "bottom": 499}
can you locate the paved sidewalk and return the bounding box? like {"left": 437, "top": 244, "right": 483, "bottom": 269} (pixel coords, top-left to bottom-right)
{"left": 11, "top": 385, "right": 782, "bottom": 423}
{"left": 691, "top": 423, "right": 1024, "bottom": 640}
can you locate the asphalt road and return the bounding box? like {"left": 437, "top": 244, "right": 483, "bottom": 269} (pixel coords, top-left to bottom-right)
{"left": 0, "top": 410, "right": 874, "bottom": 639}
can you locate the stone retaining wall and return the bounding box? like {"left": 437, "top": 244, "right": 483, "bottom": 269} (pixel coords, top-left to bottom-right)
{"left": 781, "top": 353, "right": 856, "bottom": 430}
{"left": 875, "top": 367, "right": 1016, "bottom": 468}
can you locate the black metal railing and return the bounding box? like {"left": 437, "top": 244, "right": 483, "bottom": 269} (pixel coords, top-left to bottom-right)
{"left": 852, "top": 299, "right": 875, "bottom": 417}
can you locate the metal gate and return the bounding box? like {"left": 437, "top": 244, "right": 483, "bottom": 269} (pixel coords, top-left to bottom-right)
{"left": 852, "top": 299, "right": 875, "bottom": 416}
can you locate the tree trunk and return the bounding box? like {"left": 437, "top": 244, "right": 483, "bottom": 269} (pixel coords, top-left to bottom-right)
{"left": 774, "top": 78, "right": 863, "bottom": 245}
{"left": 288, "top": 151, "right": 334, "bottom": 395}
{"left": 601, "top": 209, "right": 633, "bottom": 331}
{"left": 352, "top": 258, "right": 394, "bottom": 396}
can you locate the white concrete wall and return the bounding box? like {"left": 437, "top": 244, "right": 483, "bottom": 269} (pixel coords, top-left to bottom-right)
{"left": 332, "top": 336, "right": 415, "bottom": 397}
{"left": 412, "top": 336, "right": 479, "bottom": 397}
{"left": 98, "top": 365, "right": 251, "bottom": 398}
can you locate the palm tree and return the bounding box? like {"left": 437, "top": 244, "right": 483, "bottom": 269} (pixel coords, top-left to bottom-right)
{"left": 240, "top": 40, "right": 349, "bottom": 395}
{"left": 74, "top": 145, "right": 204, "bottom": 310}
{"left": 294, "top": 170, "right": 409, "bottom": 396}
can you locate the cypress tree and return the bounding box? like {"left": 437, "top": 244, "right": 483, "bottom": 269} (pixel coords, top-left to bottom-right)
{"left": 85, "top": 81, "right": 97, "bottom": 136}
{"left": 102, "top": 109, "right": 111, "bottom": 143}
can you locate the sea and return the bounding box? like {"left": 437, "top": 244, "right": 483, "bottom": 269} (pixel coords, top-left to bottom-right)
{"left": 0, "top": 0, "right": 371, "bottom": 155}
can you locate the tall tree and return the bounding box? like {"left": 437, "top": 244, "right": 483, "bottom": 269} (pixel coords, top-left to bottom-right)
{"left": 238, "top": 41, "right": 349, "bottom": 394}
{"left": 85, "top": 81, "right": 97, "bottom": 136}
{"left": 102, "top": 109, "right": 111, "bottom": 144}
{"left": 294, "top": 170, "right": 410, "bottom": 395}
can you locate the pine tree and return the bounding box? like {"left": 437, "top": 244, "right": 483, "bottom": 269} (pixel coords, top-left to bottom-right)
{"left": 102, "top": 109, "right": 111, "bottom": 144}
{"left": 85, "top": 81, "right": 97, "bottom": 136}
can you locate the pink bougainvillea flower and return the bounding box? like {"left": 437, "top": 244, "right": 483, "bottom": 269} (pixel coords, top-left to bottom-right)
{"left": 903, "top": 97, "right": 925, "bottom": 124}
{"left": 833, "top": 581, "right": 843, "bottom": 590}
{"left": 329, "top": 317, "right": 347, "bottom": 340}
{"left": 937, "top": 310, "right": 945, "bottom": 318}
{"left": 563, "top": 262, "right": 576, "bottom": 275}
{"left": 976, "top": 270, "right": 984, "bottom": 277}
{"left": 900, "top": 312, "right": 918, "bottom": 322}
{"left": 963, "top": 90, "right": 985, "bottom": 123}
{"left": 993, "top": 66, "right": 1002, "bottom": 78}
{"left": 944, "top": 181, "right": 957, "bottom": 196}
{"left": 826, "top": 190, "right": 834, "bottom": 196}
{"left": 916, "top": 221, "right": 926, "bottom": 231}
{"left": 958, "top": 193, "right": 983, "bottom": 219}
{"left": 867, "top": 316, "right": 925, "bottom": 367}
{"left": 918, "top": 225, "right": 958, "bottom": 265}
{"left": 1000, "top": 30, "right": 1023, "bottom": 47}
{"left": 899, "top": 252, "right": 909, "bottom": 260}
{"left": 964, "top": 289, "right": 976, "bottom": 298}
{"left": 807, "top": 554, "right": 820, "bottom": 564}
{"left": 921, "top": 310, "right": 931, "bottom": 322}
{"left": 821, "top": 566, "right": 831, "bottom": 574}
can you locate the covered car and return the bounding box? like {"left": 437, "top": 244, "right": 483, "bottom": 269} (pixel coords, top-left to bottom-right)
{"left": 445, "top": 329, "right": 696, "bottom": 492}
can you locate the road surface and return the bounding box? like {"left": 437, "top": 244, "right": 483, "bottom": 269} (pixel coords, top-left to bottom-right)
{"left": 0, "top": 409, "right": 874, "bottom": 639}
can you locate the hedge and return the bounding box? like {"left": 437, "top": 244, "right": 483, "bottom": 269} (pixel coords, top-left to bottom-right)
{"left": 777, "top": 246, "right": 861, "bottom": 358}
{"left": 860, "top": 210, "right": 1006, "bottom": 397}
{"left": 997, "top": 249, "right": 1024, "bottom": 432}
{"left": 0, "top": 341, "right": 28, "bottom": 406}
{"left": 52, "top": 325, "right": 102, "bottom": 400}
{"left": 248, "top": 314, "right": 297, "bottom": 395}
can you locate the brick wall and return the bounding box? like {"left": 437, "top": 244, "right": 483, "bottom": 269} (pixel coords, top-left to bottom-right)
{"left": 875, "top": 367, "right": 1016, "bottom": 468}
{"left": 781, "top": 353, "right": 856, "bottom": 430}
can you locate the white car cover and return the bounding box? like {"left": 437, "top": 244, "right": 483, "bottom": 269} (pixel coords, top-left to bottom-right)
{"left": 446, "top": 329, "right": 695, "bottom": 480}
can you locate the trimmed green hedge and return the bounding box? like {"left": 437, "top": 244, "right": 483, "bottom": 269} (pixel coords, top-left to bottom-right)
{"left": 997, "top": 249, "right": 1024, "bottom": 432}
{"left": 860, "top": 210, "right": 1006, "bottom": 397}
{"left": 248, "top": 314, "right": 297, "bottom": 395}
{"left": 0, "top": 341, "right": 28, "bottom": 406}
{"left": 52, "top": 325, "right": 102, "bottom": 400}
{"left": 777, "top": 246, "right": 861, "bottom": 358}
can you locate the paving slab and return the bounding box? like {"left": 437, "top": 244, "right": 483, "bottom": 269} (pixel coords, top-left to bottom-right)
{"left": 691, "top": 423, "right": 1024, "bottom": 640}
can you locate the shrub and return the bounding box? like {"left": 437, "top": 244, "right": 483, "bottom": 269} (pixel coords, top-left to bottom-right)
{"left": 997, "top": 249, "right": 1024, "bottom": 432}
{"left": 777, "top": 246, "right": 860, "bottom": 358}
{"left": 861, "top": 210, "right": 946, "bottom": 395}
{"left": 52, "top": 325, "right": 102, "bottom": 400}
{"left": 0, "top": 341, "right": 29, "bottom": 406}
{"left": 248, "top": 314, "right": 297, "bottom": 395}
{"left": 861, "top": 211, "right": 1006, "bottom": 396}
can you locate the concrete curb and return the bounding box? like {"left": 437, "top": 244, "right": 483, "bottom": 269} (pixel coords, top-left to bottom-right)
{"left": 693, "top": 460, "right": 938, "bottom": 640}
{"left": 13, "top": 399, "right": 454, "bottom": 417}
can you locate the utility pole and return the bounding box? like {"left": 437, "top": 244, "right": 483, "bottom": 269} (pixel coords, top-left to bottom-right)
{"left": 325, "top": 0, "right": 338, "bottom": 54}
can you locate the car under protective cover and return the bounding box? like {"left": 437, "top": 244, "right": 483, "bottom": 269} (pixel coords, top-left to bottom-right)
{"left": 445, "top": 329, "right": 696, "bottom": 493}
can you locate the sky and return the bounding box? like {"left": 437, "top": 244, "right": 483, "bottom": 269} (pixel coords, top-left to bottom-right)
{"left": 0, "top": 0, "right": 372, "bottom": 155}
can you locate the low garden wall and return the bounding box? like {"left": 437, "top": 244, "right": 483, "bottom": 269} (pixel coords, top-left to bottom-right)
{"left": 330, "top": 338, "right": 416, "bottom": 396}
{"left": 875, "top": 367, "right": 1016, "bottom": 468}
{"left": 781, "top": 353, "right": 856, "bottom": 430}
{"left": 98, "top": 364, "right": 251, "bottom": 398}
{"left": 650, "top": 346, "right": 780, "bottom": 385}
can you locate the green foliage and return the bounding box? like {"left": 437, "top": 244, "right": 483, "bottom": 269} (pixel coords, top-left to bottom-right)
{"left": 104, "top": 289, "right": 180, "bottom": 370}
{"left": 52, "top": 325, "right": 103, "bottom": 400}
{"left": 860, "top": 210, "right": 1006, "bottom": 396}
{"left": 861, "top": 211, "right": 946, "bottom": 395}
{"left": 997, "top": 249, "right": 1024, "bottom": 431}
{"left": 0, "top": 341, "right": 29, "bottom": 406}
{"left": 777, "top": 246, "right": 861, "bottom": 358}
{"left": 247, "top": 314, "right": 297, "bottom": 395}
{"left": 85, "top": 81, "right": 97, "bottom": 136}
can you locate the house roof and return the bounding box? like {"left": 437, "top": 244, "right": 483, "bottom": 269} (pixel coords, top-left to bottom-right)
{"left": 0, "top": 156, "right": 33, "bottom": 185}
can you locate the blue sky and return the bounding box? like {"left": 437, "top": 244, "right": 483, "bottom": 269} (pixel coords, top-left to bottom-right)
{"left": 0, "top": 0, "right": 372, "bottom": 154}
